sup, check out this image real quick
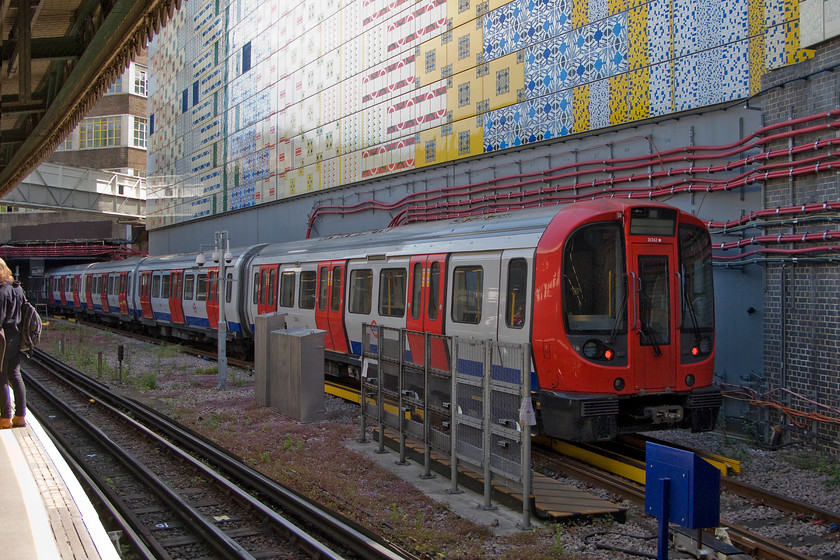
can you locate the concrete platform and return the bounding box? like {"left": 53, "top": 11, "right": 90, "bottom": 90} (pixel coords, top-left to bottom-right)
{"left": 0, "top": 414, "right": 120, "bottom": 560}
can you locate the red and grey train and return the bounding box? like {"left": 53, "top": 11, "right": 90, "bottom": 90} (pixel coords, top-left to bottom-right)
{"left": 45, "top": 199, "right": 721, "bottom": 441}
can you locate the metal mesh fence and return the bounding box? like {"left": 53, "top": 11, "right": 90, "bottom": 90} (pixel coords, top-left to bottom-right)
{"left": 361, "top": 326, "right": 529, "bottom": 487}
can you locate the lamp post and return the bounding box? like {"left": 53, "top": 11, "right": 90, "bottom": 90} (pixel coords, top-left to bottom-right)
{"left": 197, "top": 231, "right": 232, "bottom": 389}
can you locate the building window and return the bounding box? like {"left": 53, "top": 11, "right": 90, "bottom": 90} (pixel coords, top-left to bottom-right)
{"left": 79, "top": 116, "right": 122, "bottom": 148}
{"left": 107, "top": 76, "right": 123, "bottom": 95}
{"left": 133, "top": 117, "right": 148, "bottom": 148}
{"left": 242, "top": 41, "right": 251, "bottom": 73}
{"left": 134, "top": 65, "right": 147, "bottom": 96}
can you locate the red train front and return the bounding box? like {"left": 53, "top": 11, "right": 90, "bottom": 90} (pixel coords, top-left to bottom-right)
{"left": 533, "top": 199, "right": 720, "bottom": 441}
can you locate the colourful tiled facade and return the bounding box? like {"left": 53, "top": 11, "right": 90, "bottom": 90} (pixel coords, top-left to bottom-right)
{"left": 147, "top": 0, "right": 813, "bottom": 228}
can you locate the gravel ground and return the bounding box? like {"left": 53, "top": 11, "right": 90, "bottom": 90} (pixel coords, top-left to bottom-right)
{"left": 38, "top": 320, "right": 840, "bottom": 559}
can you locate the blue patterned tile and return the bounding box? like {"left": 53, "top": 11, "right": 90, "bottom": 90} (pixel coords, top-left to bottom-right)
{"left": 590, "top": 80, "right": 609, "bottom": 129}
{"left": 649, "top": 0, "right": 671, "bottom": 65}
{"left": 650, "top": 62, "right": 672, "bottom": 117}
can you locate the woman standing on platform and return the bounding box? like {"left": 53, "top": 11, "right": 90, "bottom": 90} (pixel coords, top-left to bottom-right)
{"left": 0, "top": 258, "right": 26, "bottom": 429}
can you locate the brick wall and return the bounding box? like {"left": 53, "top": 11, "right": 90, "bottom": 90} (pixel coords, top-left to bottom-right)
{"left": 760, "top": 37, "right": 840, "bottom": 453}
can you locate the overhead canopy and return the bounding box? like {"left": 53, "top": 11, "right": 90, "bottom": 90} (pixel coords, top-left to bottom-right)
{"left": 0, "top": 0, "right": 179, "bottom": 200}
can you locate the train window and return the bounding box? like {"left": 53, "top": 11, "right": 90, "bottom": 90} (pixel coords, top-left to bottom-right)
{"left": 268, "top": 268, "right": 277, "bottom": 307}
{"left": 152, "top": 275, "right": 161, "bottom": 298}
{"left": 109, "top": 275, "right": 116, "bottom": 295}
{"left": 300, "top": 271, "right": 316, "bottom": 309}
{"left": 330, "top": 266, "right": 342, "bottom": 312}
{"left": 505, "top": 259, "right": 528, "bottom": 328}
{"left": 196, "top": 274, "right": 208, "bottom": 301}
{"left": 411, "top": 262, "right": 423, "bottom": 320}
{"left": 563, "top": 223, "right": 626, "bottom": 333}
{"left": 139, "top": 274, "right": 149, "bottom": 297}
{"left": 428, "top": 262, "right": 440, "bottom": 321}
{"left": 259, "top": 269, "right": 267, "bottom": 305}
{"left": 279, "top": 271, "right": 295, "bottom": 307}
{"left": 318, "top": 266, "right": 329, "bottom": 311}
{"left": 184, "top": 275, "right": 195, "bottom": 300}
{"left": 349, "top": 269, "right": 372, "bottom": 314}
{"left": 452, "top": 266, "right": 483, "bottom": 324}
{"left": 638, "top": 255, "right": 670, "bottom": 345}
{"left": 379, "top": 268, "right": 407, "bottom": 317}
{"left": 162, "top": 275, "right": 171, "bottom": 298}
{"left": 226, "top": 272, "right": 233, "bottom": 303}
{"left": 253, "top": 272, "right": 259, "bottom": 305}
{"left": 679, "top": 225, "right": 714, "bottom": 330}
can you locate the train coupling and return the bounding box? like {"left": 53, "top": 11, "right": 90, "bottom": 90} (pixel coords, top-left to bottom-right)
{"left": 643, "top": 405, "right": 684, "bottom": 424}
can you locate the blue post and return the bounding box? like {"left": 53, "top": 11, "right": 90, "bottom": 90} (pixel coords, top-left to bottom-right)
{"left": 657, "top": 477, "right": 670, "bottom": 560}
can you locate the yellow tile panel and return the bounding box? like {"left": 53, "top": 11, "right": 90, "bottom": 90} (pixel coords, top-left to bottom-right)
{"left": 448, "top": 70, "right": 484, "bottom": 121}
{"left": 482, "top": 52, "right": 524, "bottom": 112}
{"left": 748, "top": 0, "right": 764, "bottom": 94}
{"left": 628, "top": 4, "right": 648, "bottom": 71}
{"left": 573, "top": 84, "right": 590, "bottom": 134}
{"left": 449, "top": 116, "right": 483, "bottom": 160}
{"left": 448, "top": 0, "right": 480, "bottom": 30}
{"left": 416, "top": 36, "right": 447, "bottom": 89}
{"left": 609, "top": 74, "right": 628, "bottom": 126}
{"left": 572, "top": 0, "right": 588, "bottom": 28}
{"left": 628, "top": 67, "right": 650, "bottom": 122}
{"left": 448, "top": 21, "right": 483, "bottom": 76}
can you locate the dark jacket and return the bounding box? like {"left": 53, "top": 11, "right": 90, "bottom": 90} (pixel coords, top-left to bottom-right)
{"left": 0, "top": 281, "right": 26, "bottom": 334}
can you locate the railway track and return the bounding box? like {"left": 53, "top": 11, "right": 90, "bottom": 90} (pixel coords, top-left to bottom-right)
{"left": 532, "top": 442, "right": 836, "bottom": 560}
{"left": 23, "top": 349, "right": 417, "bottom": 560}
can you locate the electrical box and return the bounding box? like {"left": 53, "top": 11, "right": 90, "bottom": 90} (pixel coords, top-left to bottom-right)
{"left": 644, "top": 442, "right": 720, "bottom": 529}
{"left": 268, "top": 327, "right": 326, "bottom": 423}
{"left": 253, "top": 312, "right": 287, "bottom": 406}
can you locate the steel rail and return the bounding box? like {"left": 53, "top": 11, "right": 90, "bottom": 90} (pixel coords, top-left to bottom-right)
{"left": 31, "top": 349, "right": 417, "bottom": 560}
{"left": 532, "top": 446, "right": 819, "bottom": 560}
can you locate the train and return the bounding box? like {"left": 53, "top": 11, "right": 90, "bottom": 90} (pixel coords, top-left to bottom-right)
{"left": 45, "top": 199, "right": 721, "bottom": 441}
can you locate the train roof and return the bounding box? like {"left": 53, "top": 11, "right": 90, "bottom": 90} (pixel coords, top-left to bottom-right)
{"left": 254, "top": 199, "right": 673, "bottom": 263}
{"left": 254, "top": 205, "right": 564, "bottom": 263}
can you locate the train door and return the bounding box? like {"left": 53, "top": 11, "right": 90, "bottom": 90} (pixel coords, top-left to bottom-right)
{"left": 315, "top": 260, "right": 349, "bottom": 353}
{"left": 139, "top": 271, "right": 153, "bottom": 318}
{"left": 629, "top": 242, "right": 679, "bottom": 391}
{"left": 84, "top": 274, "right": 94, "bottom": 310}
{"left": 72, "top": 275, "right": 81, "bottom": 308}
{"left": 119, "top": 272, "right": 130, "bottom": 315}
{"left": 59, "top": 277, "right": 67, "bottom": 306}
{"left": 206, "top": 268, "right": 219, "bottom": 329}
{"left": 256, "top": 264, "right": 278, "bottom": 316}
{"left": 169, "top": 270, "right": 185, "bottom": 324}
{"left": 406, "top": 254, "right": 447, "bottom": 367}
{"left": 101, "top": 274, "right": 110, "bottom": 312}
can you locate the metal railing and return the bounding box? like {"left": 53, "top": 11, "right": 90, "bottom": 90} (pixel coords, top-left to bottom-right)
{"left": 360, "top": 324, "right": 533, "bottom": 528}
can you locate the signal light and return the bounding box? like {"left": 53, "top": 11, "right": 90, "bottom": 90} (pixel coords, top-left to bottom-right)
{"left": 691, "top": 346, "right": 700, "bottom": 356}
{"left": 604, "top": 348, "right": 615, "bottom": 360}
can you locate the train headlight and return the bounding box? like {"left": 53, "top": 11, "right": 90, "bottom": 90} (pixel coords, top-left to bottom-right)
{"left": 583, "top": 340, "right": 600, "bottom": 359}
{"left": 614, "top": 377, "right": 625, "bottom": 391}
{"left": 699, "top": 337, "right": 712, "bottom": 355}
{"left": 582, "top": 339, "right": 615, "bottom": 361}
{"left": 685, "top": 374, "right": 695, "bottom": 387}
